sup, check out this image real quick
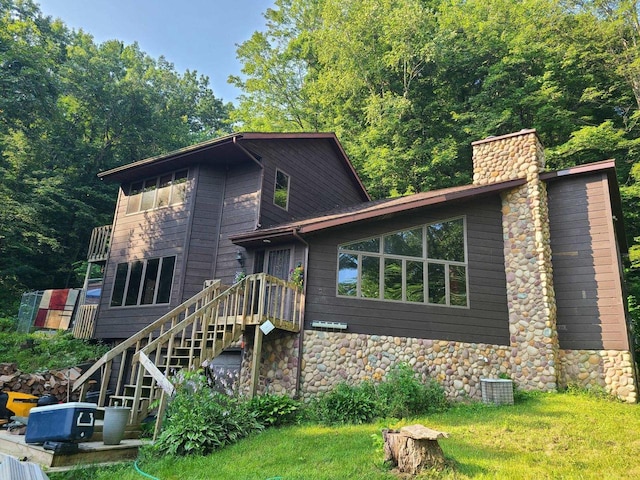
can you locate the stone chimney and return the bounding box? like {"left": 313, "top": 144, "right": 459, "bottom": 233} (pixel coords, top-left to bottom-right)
{"left": 472, "top": 130, "right": 559, "bottom": 392}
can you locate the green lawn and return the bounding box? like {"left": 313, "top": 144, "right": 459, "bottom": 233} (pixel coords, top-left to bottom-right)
{"left": 50, "top": 391, "right": 640, "bottom": 480}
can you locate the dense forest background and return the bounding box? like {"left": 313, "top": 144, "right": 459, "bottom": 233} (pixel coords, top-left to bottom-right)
{"left": 2, "top": 0, "right": 640, "bottom": 353}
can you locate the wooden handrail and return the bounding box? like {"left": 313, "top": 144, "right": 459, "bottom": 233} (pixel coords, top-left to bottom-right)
{"left": 73, "top": 273, "right": 304, "bottom": 437}
{"left": 72, "top": 279, "right": 224, "bottom": 392}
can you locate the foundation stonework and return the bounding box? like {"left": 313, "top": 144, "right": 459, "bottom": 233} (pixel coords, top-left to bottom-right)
{"left": 558, "top": 349, "right": 637, "bottom": 402}
{"left": 472, "top": 130, "right": 559, "bottom": 391}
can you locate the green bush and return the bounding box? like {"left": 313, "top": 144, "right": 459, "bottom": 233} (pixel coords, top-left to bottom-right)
{"left": 154, "top": 372, "right": 263, "bottom": 456}
{"left": 0, "top": 317, "right": 16, "bottom": 332}
{"left": 248, "top": 393, "right": 300, "bottom": 427}
{"left": 308, "top": 382, "right": 379, "bottom": 425}
{"left": 376, "top": 363, "right": 448, "bottom": 418}
{"left": 0, "top": 330, "right": 108, "bottom": 372}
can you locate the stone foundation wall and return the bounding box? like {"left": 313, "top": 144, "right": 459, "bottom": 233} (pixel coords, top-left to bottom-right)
{"left": 558, "top": 349, "right": 637, "bottom": 403}
{"left": 239, "top": 331, "right": 638, "bottom": 404}
{"left": 299, "top": 331, "right": 512, "bottom": 401}
{"left": 238, "top": 330, "right": 300, "bottom": 397}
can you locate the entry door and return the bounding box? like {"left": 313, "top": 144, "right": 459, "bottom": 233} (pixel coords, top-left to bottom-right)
{"left": 264, "top": 248, "right": 293, "bottom": 321}
{"left": 265, "top": 248, "right": 291, "bottom": 281}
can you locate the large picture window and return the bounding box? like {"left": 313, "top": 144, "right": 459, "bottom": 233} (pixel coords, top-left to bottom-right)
{"left": 110, "top": 256, "right": 176, "bottom": 307}
{"left": 126, "top": 170, "right": 188, "bottom": 214}
{"left": 337, "top": 218, "right": 468, "bottom": 307}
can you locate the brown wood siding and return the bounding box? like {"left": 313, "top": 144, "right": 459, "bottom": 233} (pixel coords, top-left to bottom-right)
{"left": 214, "top": 164, "right": 262, "bottom": 283}
{"left": 94, "top": 170, "right": 196, "bottom": 339}
{"left": 548, "top": 174, "right": 629, "bottom": 350}
{"left": 245, "top": 139, "right": 368, "bottom": 228}
{"left": 181, "top": 166, "right": 226, "bottom": 300}
{"left": 303, "top": 196, "right": 510, "bottom": 345}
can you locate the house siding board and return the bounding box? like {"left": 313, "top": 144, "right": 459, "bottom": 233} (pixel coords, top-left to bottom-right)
{"left": 304, "top": 196, "right": 510, "bottom": 345}
{"left": 246, "top": 139, "right": 367, "bottom": 228}
{"left": 182, "top": 166, "right": 225, "bottom": 299}
{"left": 214, "top": 164, "right": 261, "bottom": 283}
{"left": 94, "top": 172, "right": 198, "bottom": 339}
{"left": 548, "top": 174, "right": 628, "bottom": 351}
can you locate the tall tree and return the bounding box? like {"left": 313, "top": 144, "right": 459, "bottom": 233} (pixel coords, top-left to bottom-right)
{"left": 0, "top": 0, "right": 233, "bottom": 315}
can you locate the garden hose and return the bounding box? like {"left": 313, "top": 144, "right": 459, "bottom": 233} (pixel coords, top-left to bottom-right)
{"left": 134, "top": 459, "right": 160, "bottom": 480}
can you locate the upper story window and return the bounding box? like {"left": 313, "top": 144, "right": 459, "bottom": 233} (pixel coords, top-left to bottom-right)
{"left": 111, "top": 255, "right": 176, "bottom": 307}
{"left": 126, "top": 169, "right": 188, "bottom": 214}
{"left": 274, "top": 169, "right": 290, "bottom": 210}
{"left": 337, "top": 217, "right": 468, "bottom": 307}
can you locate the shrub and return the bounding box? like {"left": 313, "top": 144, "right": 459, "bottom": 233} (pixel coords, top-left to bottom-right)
{"left": 154, "top": 371, "right": 263, "bottom": 456}
{"left": 248, "top": 393, "right": 300, "bottom": 427}
{"left": 376, "top": 363, "right": 448, "bottom": 418}
{"left": 308, "top": 382, "right": 379, "bottom": 425}
{"left": 0, "top": 317, "right": 16, "bottom": 332}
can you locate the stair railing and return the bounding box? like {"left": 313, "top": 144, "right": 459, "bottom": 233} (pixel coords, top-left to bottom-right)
{"left": 72, "top": 279, "right": 225, "bottom": 406}
{"left": 73, "top": 273, "right": 304, "bottom": 438}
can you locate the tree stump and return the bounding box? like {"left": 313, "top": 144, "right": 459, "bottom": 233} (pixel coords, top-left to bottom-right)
{"left": 382, "top": 424, "right": 449, "bottom": 475}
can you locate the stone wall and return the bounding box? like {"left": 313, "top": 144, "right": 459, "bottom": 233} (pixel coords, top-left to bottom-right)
{"left": 558, "top": 349, "right": 637, "bottom": 402}
{"left": 472, "top": 130, "right": 559, "bottom": 392}
{"left": 298, "top": 331, "right": 510, "bottom": 401}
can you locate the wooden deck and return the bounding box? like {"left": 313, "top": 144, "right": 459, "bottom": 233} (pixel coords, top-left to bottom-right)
{"left": 0, "top": 427, "right": 144, "bottom": 472}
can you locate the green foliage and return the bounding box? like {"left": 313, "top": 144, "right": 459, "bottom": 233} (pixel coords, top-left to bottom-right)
{"left": 0, "top": 0, "right": 233, "bottom": 314}
{"left": 308, "top": 364, "right": 449, "bottom": 425}
{"left": 376, "top": 363, "right": 448, "bottom": 418}
{"left": 0, "top": 330, "right": 108, "bottom": 372}
{"left": 563, "top": 382, "right": 622, "bottom": 402}
{"left": 0, "top": 317, "right": 16, "bottom": 332}
{"left": 153, "top": 372, "right": 263, "bottom": 457}
{"left": 248, "top": 393, "right": 300, "bottom": 427}
{"left": 308, "top": 382, "right": 379, "bottom": 425}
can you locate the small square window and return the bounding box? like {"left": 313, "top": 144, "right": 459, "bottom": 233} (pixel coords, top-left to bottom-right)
{"left": 274, "top": 169, "right": 290, "bottom": 210}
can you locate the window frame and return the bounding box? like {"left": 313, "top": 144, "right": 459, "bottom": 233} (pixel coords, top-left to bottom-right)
{"left": 273, "top": 168, "right": 291, "bottom": 211}
{"left": 110, "top": 255, "right": 176, "bottom": 308}
{"left": 336, "top": 217, "right": 469, "bottom": 308}
{"left": 125, "top": 169, "right": 189, "bottom": 215}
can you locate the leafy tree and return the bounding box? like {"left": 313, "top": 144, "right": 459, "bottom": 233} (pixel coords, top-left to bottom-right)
{"left": 0, "top": 0, "right": 233, "bottom": 315}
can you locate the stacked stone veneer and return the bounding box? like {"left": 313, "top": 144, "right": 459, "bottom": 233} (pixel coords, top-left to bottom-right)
{"left": 472, "top": 130, "right": 559, "bottom": 392}
{"left": 237, "top": 130, "right": 637, "bottom": 403}
{"left": 558, "top": 350, "right": 637, "bottom": 402}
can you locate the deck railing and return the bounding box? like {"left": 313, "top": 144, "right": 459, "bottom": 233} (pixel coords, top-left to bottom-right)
{"left": 72, "top": 304, "right": 98, "bottom": 339}
{"left": 72, "top": 273, "right": 304, "bottom": 439}
{"left": 87, "top": 225, "right": 112, "bottom": 263}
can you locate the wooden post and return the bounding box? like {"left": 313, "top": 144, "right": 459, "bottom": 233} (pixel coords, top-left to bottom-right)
{"left": 382, "top": 424, "right": 449, "bottom": 474}
{"left": 249, "top": 326, "right": 263, "bottom": 398}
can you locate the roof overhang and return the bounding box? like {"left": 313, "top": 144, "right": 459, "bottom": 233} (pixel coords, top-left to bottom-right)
{"left": 97, "top": 132, "right": 369, "bottom": 202}
{"left": 541, "top": 159, "right": 627, "bottom": 253}
{"left": 231, "top": 177, "right": 527, "bottom": 247}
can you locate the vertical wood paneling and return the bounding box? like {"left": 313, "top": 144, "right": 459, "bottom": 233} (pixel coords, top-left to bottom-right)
{"left": 548, "top": 174, "right": 628, "bottom": 350}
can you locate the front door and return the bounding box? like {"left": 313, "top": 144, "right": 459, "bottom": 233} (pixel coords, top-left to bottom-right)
{"left": 265, "top": 248, "right": 291, "bottom": 281}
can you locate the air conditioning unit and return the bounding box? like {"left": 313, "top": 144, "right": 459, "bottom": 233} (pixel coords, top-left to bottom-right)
{"left": 480, "top": 378, "right": 514, "bottom": 405}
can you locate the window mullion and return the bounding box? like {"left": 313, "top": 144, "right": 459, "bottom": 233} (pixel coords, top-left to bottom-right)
{"left": 121, "top": 265, "right": 132, "bottom": 307}
{"left": 136, "top": 260, "right": 148, "bottom": 306}
{"left": 444, "top": 263, "right": 450, "bottom": 306}
{"left": 152, "top": 257, "right": 162, "bottom": 304}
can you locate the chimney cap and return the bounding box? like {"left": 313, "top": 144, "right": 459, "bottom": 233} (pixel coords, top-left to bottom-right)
{"left": 471, "top": 129, "right": 538, "bottom": 146}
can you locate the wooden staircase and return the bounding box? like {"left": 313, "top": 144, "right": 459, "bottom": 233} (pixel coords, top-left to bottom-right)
{"left": 72, "top": 273, "right": 303, "bottom": 439}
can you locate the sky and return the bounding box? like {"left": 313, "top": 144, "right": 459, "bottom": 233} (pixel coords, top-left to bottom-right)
{"left": 36, "top": 0, "right": 275, "bottom": 104}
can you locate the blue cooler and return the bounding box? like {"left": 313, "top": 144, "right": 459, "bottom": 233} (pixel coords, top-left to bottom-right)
{"left": 25, "top": 402, "right": 96, "bottom": 444}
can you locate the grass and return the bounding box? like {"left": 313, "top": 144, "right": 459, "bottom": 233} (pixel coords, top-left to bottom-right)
{"left": 49, "top": 391, "right": 640, "bottom": 480}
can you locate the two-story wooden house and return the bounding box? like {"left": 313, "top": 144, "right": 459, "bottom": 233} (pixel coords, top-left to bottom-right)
{"left": 73, "top": 129, "right": 637, "bottom": 438}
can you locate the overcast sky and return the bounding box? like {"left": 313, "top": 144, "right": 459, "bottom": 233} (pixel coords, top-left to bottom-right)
{"left": 36, "top": 0, "right": 274, "bottom": 103}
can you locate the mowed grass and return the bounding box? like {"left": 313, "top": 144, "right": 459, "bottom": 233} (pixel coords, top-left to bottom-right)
{"left": 50, "top": 391, "right": 640, "bottom": 480}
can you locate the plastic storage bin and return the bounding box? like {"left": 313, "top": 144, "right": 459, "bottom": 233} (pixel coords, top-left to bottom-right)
{"left": 25, "top": 402, "right": 96, "bottom": 444}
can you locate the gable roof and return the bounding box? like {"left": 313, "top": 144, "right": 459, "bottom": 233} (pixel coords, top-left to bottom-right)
{"left": 232, "top": 159, "right": 627, "bottom": 251}
{"left": 97, "top": 132, "right": 369, "bottom": 200}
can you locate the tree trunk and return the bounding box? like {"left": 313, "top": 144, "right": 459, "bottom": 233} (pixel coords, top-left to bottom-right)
{"left": 382, "top": 425, "right": 448, "bottom": 475}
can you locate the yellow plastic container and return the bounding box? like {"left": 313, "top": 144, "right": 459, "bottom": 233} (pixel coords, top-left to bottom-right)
{"left": 6, "top": 392, "right": 39, "bottom": 417}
